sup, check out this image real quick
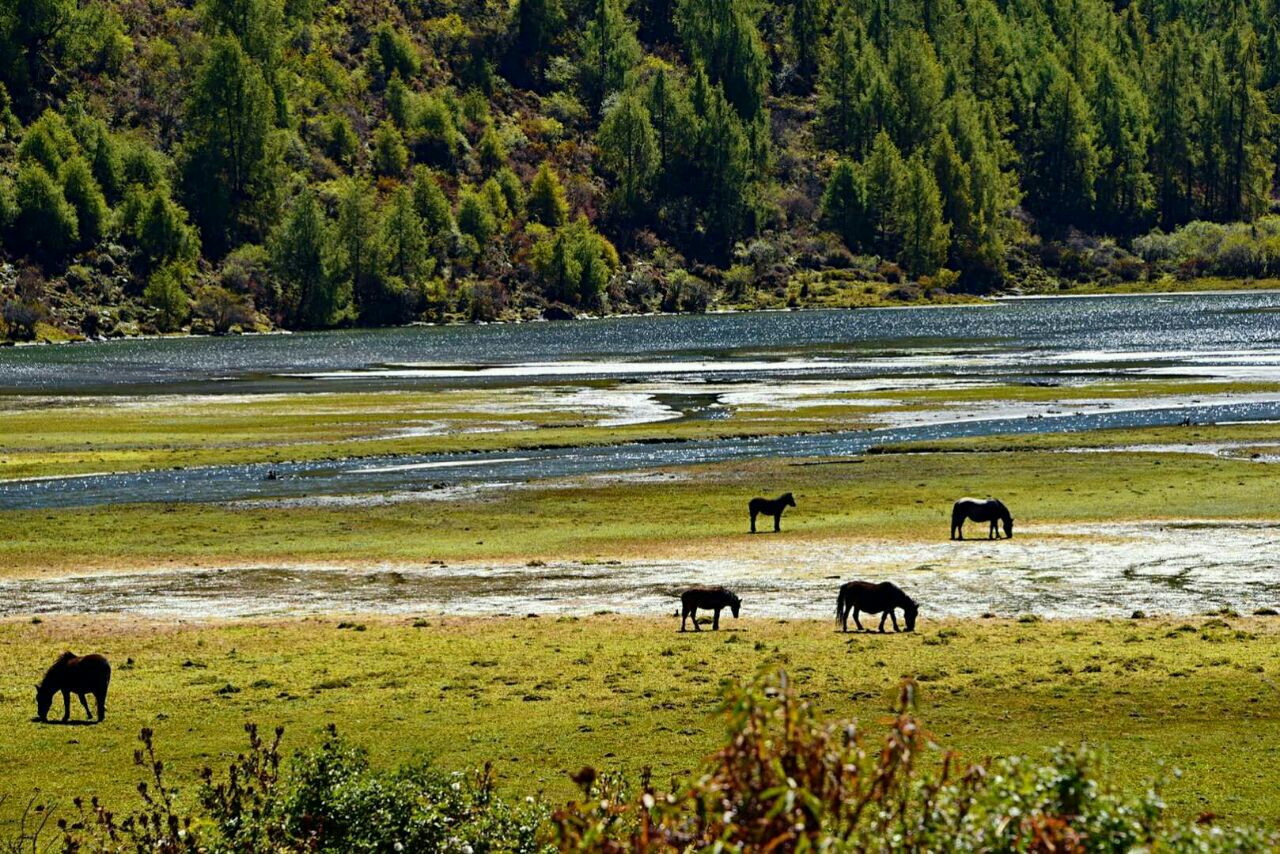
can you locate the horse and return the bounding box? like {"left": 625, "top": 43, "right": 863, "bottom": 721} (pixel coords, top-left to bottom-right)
{"left": 680, "top": 587, "right": 741, "bottom": 632}
{"left": 749, "top": 492, "right": 795, "bottom": 533}
{"left": 36, "top": 652, "right": 111, "bottom": 723}
{"left": 836, "top": 581, "right": 918, "bottom": 633}
{"left": 950, "top": 497, "right": 1013, "bottom": 540}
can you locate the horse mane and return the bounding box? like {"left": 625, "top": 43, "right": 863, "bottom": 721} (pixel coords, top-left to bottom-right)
{"left": 39, "top": 651, "right": 76, "bottom": 687}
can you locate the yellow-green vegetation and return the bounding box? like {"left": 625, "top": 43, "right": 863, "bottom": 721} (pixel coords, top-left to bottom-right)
{"left": 2, "top": 444, "right": 1277, "bottom": 575}
{"left": 724, "top": 272, "right": 984, "bottom": 311}
{"left": 2, "top": 615, "right": 1279, "bottom": 831}
{"left": 1026, "top": 276, "right": 1280, "bottom": 297}
{"left": 4, "top": 377, "right": 1277, "bottom": 481}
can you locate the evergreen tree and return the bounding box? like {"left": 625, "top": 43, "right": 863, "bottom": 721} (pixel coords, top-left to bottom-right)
{"left": 788, "top": 0, "right": 825, "bottom": 93}
{"left": 886, "top": 29, "right": 944, "bottom": 154}
{"left": 1151, "top": 22, "right": 1198, "bottom": 226}
{"left": 1022, "top": 59, "right": 1098, "bottom": 225}
{"left": 457, "top": 184, "right": 497, "bottom": 249}
{"left": 676, "top": 0, "right": 769, "bottom": 120}
{"left": 819, "top": 160, "right": 868, "bottom": 250}
{"left": 597, "top": 92, "right": 658, "bottom": 219}
{"left": 527, "top": 162, "right": 570, "bottom": 226}
{"left": 688, "top": 69, "right": 754, "bottom": 256}
{"left": 862, "top": 130, "right": 906, "bottom": 256}
{"left": 58, "top": 154, "right": 108, "bottom": 248}
{"left": 372, "top": 120, "right": 409, "bottom": 177}
{"left": 579, "top": 0, "right": 642, "bottom": 113}
{"left": 180, "top": 37, "right": 275, "bottom": 257}
{"left": 1092, "top": 56, "right": 1154, "bottom": 232}
{"left": 270, "top": 187, "right": 340, "bottom": 328}
{"left": 13, "top": 162, "right": 77, "bottom": 266}
{"left": 336, "top": 176, "right": 380, "bottom": 321}
{"left": 411, "top": 166, "right": 455, "bottom": 260}
{"left": 380, "top": 185, "right": 432, "bottom": 286}
{"left": 896, "top": 154, "right": 950, "bottom": 278}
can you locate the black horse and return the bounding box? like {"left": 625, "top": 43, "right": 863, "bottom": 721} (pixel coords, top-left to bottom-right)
{"left": 749, "top": 492, "right": 795, "bottom": 533}
{"left": 950, "top": 497, "right": 1013, "bottom": 540}
{"left": 836, "top": 581, "right": 918, "bottom": 633}
{"left": 36, "top": 652, "right": 111, "bottom": 723}
{"left": 680, "top": 587, "right": 741, "bottom": 631}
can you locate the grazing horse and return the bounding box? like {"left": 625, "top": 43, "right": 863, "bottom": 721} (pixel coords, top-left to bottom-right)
{"left": 749, "top": 492, "right": 796, "bottom": 533}
{"left": 950, "top": 497, "right": 1013, "bottom": 540}
{"left": 836, "top": 581, "right": 918, "bottom": 633}
{"left": 680, "top": 588, "right": 741, "bottom": 632}
{"left": 36, "top": 652, "right": 111, "bottom": 723}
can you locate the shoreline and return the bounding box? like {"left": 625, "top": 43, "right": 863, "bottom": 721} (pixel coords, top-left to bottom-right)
{"left": 8, "top": 281, "right": 1279, "bottom": 349}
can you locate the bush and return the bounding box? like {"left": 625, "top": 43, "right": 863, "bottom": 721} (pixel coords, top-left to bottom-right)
{"left": 193, "top": 285, "right": 255, "bottom": 333}
{"left": 13, "top": 163, "right": 78, "bottom": 266}
{"left": 143, "top": 263, "right": 191, "bottom": 331}
{"left": 15, "top": 671, "right": 1280, "bottom": 852}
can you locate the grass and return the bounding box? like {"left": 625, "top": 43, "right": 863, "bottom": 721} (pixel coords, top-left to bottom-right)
{"left": 1, "top": 442, "right": 1277, "bottom": 574}
{"left": 1020, "top": 275, "right": 1280, "bottom": 296}
{"left": 3, "top": 376, "right": 1276, "bottom": 480}
{"left": 2, "top": 615, "right": 1280, "bottom": 833}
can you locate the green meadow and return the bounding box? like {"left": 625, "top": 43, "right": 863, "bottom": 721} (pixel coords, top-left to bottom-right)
{"left": 3, "top": 615, "right": 1280, "bottom": 832}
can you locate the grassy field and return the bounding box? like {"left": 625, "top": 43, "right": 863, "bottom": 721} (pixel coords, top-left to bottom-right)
{"left": 1020, "top": 275, "right": 1280, "bottom": 296}
{"left": 2, "top": 615, "right": 1279, "bottom": 832}
{"left": 1, "top": 435, "right": 1277, "bottom": 575}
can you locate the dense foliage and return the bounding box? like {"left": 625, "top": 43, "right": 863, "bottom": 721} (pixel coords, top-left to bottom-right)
{"left": 1, "top": 0, "right": 1279, "bottom": 334}
{"left": 9, "top": 672, "right": 1274, "bottom": 852}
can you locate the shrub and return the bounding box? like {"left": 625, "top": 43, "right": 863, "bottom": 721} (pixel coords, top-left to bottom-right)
{"left": 193, "top": 285, "right": 255, "bottom": 333}
{"left": 143, "top": 263, "right": 191, "bottom": 331}
{"left": 531, "top": 216, "right": 618, "bottom": 306}
{"left": 372, "top": 121, "right": 409, "bottom": 177}
{"left": 13, "top": 163, "right": 79, "bottom": 266}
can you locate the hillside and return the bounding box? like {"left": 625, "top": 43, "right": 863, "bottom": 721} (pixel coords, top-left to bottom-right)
{"left": 0, "top": 0, "right": 1278, "bottom": 338}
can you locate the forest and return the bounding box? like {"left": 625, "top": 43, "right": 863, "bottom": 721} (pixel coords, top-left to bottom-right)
{"left": 0, "top": 0, "right": 1278, "bottom": 335}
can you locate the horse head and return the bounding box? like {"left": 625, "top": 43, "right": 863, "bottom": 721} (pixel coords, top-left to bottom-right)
{"left": 1003, "top": 515, "right": 1014, "bottom": 539}
{"left": 783, "top": 492, "right": 796, "bottom": 507}
{"left": 35, "top": 683, "right": 53, "bottom": 721}
{"left": 903, "top": 600, "right": 918, "bottom": 632}
{"left": 729, "top": 593, "right": 741, "bottom": 618}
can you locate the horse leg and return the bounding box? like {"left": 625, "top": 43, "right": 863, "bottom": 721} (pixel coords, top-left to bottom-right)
{"left": 954, "top": 520, "right": 963, "bottom": 541}
{"left": 712, "top": 607, "right": 721, "bottom": 630}
{"left": 691, "top": 607, "right": 701, "bottom": 632}
{"left": 839, "top": 600, "right": 847, "bottom": 633}
{"left": 890, "top": 610, "right": 900, "bottom": 632}
{"left": 989, "top": 519, "right": 997, "bottom": 539}
{"left": 95, "top": 689, "right": 107, "bottom": 721}
{"left": 750, "top": 510, "right": 757, "bottom": 534}
{"left": 853, "top": 608, "right": 864, "bottom": 632}
{"left": 879, "top": 612, "right": 888, "bottom": 633}
{"left": 774, "top": 513, "right": 781, "bottom": 533}
{"left": 61, "top": 690, "right": 70, "bottom": 722}
{"left": 78, "top": 693, "right": 92, "bottom": 720}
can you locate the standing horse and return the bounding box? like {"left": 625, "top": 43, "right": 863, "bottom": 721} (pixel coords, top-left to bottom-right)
{"left": 36, "top": 652, "right": 111, "bottom": 723}
{"left": 749, "top": 492, "right": 795, "bottom": 533}
{"left": 836, "top": 581, "right": 918, "bottom": 633}
{"left": 950, "top": 497, "right": 1013, "bottom": 540}
{"left": 680, "top": 588, "right": 741, "bottom": 631}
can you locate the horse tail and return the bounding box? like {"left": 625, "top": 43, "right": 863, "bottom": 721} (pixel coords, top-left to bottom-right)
{"left": 835, "top": 588, "right": 845, "bottom": 622}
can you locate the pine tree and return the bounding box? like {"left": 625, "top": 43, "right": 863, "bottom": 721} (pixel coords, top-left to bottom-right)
{"left": 1151, "top": 21, "right": 1198, "bottom": 226}
{"left": 270, "top": 187, "right": 340, "bottom": 328}
{"left": 380, "top": 185, "right": 432, "bottom": 286}
{"left": 336, "top": 177, "right": 380, "bottom": 321}
{"left": 597, "top": 92, "right": 658, "bottom": 219}
{"left": 180, "top": 36, "right": 275, "bottom": 256}
{"left": 896, "top": 153, "right": 950, "bottom": 278}
{"left": 1022, "top": 59, "right": 1098, "bottom": 226}
{"left": 862, "top": 130, "right": 906, "bottom": 257}
{"left": 58, "top": 154, "right": 108, "bottom": 248}
{"left": 886, "top": 29, "right": 944, "bottom": 154}
{"left": 527, "top": 162, "right": 570, "bottom": 226}
{"left": 819, "top": 160, "right": 868, "bottom": 251}
{"left": 579, "top": 0, "right": 642, "bottom": 113}
{"left": 1092, "top": 56, "right": 1153, "bottom": 232}
{"left": 676, "top": 0, "right": 768, "bottom": 120}
{"left": 788, "top": 0, "right": 826, "bottom": 93}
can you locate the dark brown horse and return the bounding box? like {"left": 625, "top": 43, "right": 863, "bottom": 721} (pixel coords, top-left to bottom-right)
{"left": 749, "top": 492, "right": 795, "bottom": 533}
{"left": 836, "top": 581, "right": 918, "bottom": 633}
{"left": 36, "top": 652, "right": 111, "bottom": 723}
{"left": 680, "top": 587, "right": 741, "bottom": 631}
{"left": 950, "top": 497, "right": 1013, "bottom": 540}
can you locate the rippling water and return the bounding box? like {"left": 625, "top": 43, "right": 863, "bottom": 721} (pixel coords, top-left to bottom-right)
{"left": 3, "top": 293, "right": 1280, "bottom": 511}
{"left": 2, "top": 292, "right": 1279, "bottom": 394}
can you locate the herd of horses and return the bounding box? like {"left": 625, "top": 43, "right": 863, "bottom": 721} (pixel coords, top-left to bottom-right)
{"left": 31, "top": 493, "right": 1013, "bottom": 723}
{"left": 678, "top": 494, "right": 1012, "bottom": 633}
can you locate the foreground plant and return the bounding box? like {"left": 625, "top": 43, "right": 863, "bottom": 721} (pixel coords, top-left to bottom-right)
{"left": 548, "top": 673, "right": 1276, "bottom": 851}
{"left": 15, "top": 671, "right": 1277, "bottom": 852}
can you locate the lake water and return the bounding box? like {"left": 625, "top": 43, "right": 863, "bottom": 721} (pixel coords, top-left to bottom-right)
{"left": 3, "top": 292, "right": 1280, "bottom": 511}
